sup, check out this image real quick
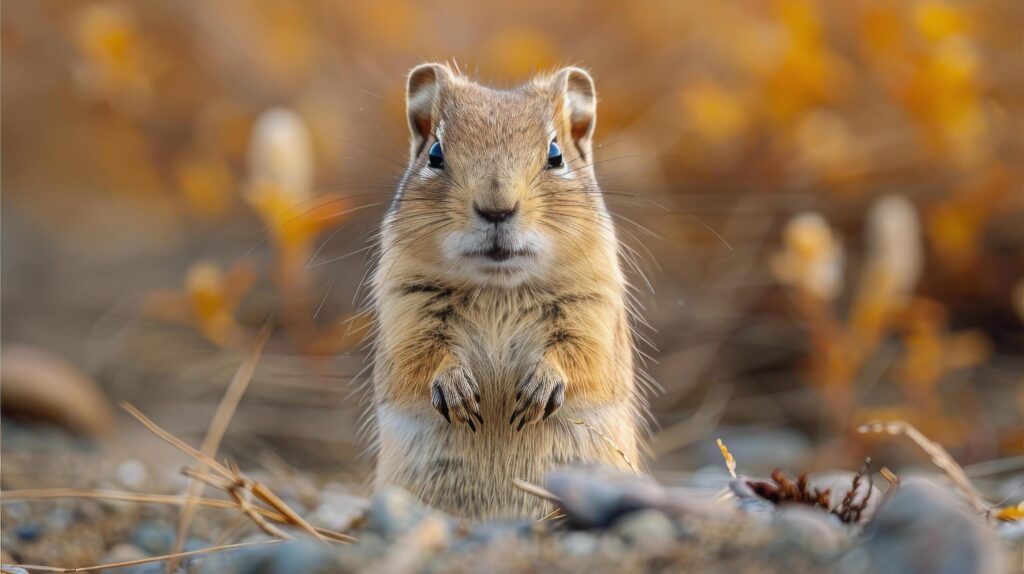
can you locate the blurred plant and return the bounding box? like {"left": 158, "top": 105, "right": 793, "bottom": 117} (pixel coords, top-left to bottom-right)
{"left": 772, "top": 195, "right": 992, "bottom": 444}
{"left": 143, "top": 260, "right": 257, "bottom": 348}
{"left": 244, "top": 107, "right": 355, "bottom": 353}
{"left": 72, "top": 3, "right": 160, "bottom": 112}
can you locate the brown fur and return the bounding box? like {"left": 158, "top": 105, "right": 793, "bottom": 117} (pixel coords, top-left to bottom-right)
{"left": 369, "top": 63, "right": 648, "bottom": 520}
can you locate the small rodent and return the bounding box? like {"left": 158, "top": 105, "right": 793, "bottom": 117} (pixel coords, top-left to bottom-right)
{"left": 370, "top": 63, "right": 648, "bottom": 520}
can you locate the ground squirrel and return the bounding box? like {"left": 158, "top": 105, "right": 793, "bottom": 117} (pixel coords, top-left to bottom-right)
{"left": 370, "top": 63, "right": 648, "bottom": 520}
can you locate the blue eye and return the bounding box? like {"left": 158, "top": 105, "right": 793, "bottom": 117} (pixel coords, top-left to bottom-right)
{"left": 428, "top": 141, "right": 444, "bottom": 169}
{"left": 547, "top": 141, "right": 563, "bottom": 168}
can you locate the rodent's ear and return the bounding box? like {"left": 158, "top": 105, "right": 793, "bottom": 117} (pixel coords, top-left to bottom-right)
{"left": 406, "top": 63, "right": 453, "bottom": 155}
{"left": 552, "top": 67, "right": 597, "bottom": 159}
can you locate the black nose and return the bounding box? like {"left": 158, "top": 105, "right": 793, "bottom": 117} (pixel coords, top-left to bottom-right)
{"left": 474, "top": 202, "right": 519, "bottom": 224}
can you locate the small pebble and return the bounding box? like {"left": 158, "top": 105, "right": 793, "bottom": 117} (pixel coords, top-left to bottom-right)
{"left": 116, "top": 460, "right": 148, "bottom": 489}
{"left": 14, "top": 522, "right": 42, "bottom": 542}
{"left": 561, "top": 531, "right": 599, "bottom": 556}
{"left": 131, "top": 520, "right": 174, "bottom": 555}
{"left": 198, "top": 539, "right": 335, "bottom": 574}
{"left": 774, "top": 505, "right": 847, "bottom": 555}
{"left": 468, "top": 518, "right": 534, "bottom": 545}
{"left": 613, "top": 509, "right": 676, "bottom": 550}
{"left": 47, "top": 506, "right": 75, "bottom": 529}
{"left": 365, "top": 487, "right": 431, "bottom": 540}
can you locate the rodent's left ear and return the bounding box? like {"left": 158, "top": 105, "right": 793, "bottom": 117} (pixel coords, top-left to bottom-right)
{"left": 552, "top": 67, "right": 597, "bottom": 159}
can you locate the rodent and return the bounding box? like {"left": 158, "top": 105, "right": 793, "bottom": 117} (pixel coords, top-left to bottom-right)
{"left": 369, "top": 62, "right": 648, "bottom": 520}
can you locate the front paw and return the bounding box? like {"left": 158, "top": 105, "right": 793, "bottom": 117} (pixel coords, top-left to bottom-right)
{"left": 510, "top": 359, "right": 566, "bottom": 431}
{"left": 431, "top": 364, "right": 483, "bottom": 431}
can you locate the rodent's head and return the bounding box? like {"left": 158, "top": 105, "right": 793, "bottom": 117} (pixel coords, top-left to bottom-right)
{"left": 382, "top": 63, "right": 615, "bottom": 288}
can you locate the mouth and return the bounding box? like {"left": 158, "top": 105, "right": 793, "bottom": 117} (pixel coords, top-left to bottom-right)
{"left": 463, "top": 244, "right": 534, "bottom": 264}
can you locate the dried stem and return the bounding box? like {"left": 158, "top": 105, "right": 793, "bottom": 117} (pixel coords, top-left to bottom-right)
{"left": 858, "top": 420, "right": 988, "bottom": 513}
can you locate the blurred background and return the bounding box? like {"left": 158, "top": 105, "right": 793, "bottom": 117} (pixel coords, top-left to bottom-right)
{"left": 2, "top": 0, "right": 1022, "bottom": 501}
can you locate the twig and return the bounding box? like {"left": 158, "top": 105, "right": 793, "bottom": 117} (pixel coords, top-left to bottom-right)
{"left": 121, "top": 403, "right": 342, "bottom": 542}
{"left": 168, "top": 327, "right": 271, "bottom": 572}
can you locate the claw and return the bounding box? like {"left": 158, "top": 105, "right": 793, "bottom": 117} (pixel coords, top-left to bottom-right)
{"left": 432, "top": 385, "right": 451, "bottom": 424}
{"left": 542, "top": 383, "right": 565, "bottom": 420}
{"left": 431, "top": 365, "right": 482, "bottom": 430}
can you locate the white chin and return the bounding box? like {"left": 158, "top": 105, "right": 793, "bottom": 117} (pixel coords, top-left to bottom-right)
{"left": 441, "top": 231, "right": 550, "bottom": 286}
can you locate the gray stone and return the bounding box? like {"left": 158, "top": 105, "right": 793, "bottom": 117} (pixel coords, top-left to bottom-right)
{"left": 613, "top": 509, "right": 677, "bottom": 550}
{"left": 546, "top": 466, "right": 726, "bottom": 529}
{"left": 774, "top": 505, "right": 848, "bottom": 555}
{"left": 562, "top": 531, "right": 600, "bottom": 556}
{"left": 131, "top": 520, "right": 174, "bottom": 555}
{"left": 857, "top": 478, "right": 1002, "bottom": 574}
{"left": 198, "top": 539, "right": 335, "bottom": 574}
{"left": 365, "top": 487, "right": 432, "bottom": 540}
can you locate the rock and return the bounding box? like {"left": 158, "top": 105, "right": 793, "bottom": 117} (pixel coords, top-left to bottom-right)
{"left": 1, "top": 567, "right": 30, "bottom": 574}
{"left": 857, "top": 478, "right": 1003, "bottom": 574}
{"left": 47, "top": 506, "right": 75, "bottom": 529}
{"left": 14, "top": 522, "right": 42, "bottom": 542}
{"left": 996, "top": 519, "right": 1024, "bottom": 541}
{"left": 116, "top": 460, "right": 148, "bottom": 489}
{"left": 613, "top": 509, "right": 676, "bottom": 550}
{"left": 98, "top": 543, "right": 147, "bottom": 573}
{"left": 561, "top": 531, "right": 600, "bottom": 556}
{"left": 131, "top": 520, "right": 174, "bottom": 555}
{"left": 467, "top": 518, "right": 534, "bottom": 545}
{"left": 546, "top": 466, "right": 728, "bottom": 529}
{"left": 308, "top": 490, "right": 368, "bottom": 532}
{"left": 774, "top": 505, "right": 847, "bottom": 555}
{"left": 0, "top": 345, "right": 115, "bottom": 437}
{"left": 198, "top": 540, "right": 335, "bottom": 574}
{"left": 101, "top": 542, "right": 146, "bottom": 561}
{"left": 365, "top": 487, "right": 432, "bottom": 540}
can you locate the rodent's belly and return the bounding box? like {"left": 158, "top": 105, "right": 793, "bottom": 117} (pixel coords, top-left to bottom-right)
{"left": 374, "top": 397, "right": 637, "bottom": 520}
{"left": 374, "top": 306, "right": 637, "bottom": 519}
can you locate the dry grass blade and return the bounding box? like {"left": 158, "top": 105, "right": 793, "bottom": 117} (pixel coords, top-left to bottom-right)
{"left": 569, "top": 418, "right": 639, "bottom": 475}
{"left": 880, "top": 467, "right": 900, "bottom": 487}
{"left": 169, "top": 326, "right": 272, "bottom": 571}
{"left": 251, "top": 480, "right": 324, "bottom": 541}
{"left": 858, "top": 420, "right": 988, "bottom": 513}
{"left": 228, "top": 480, "right": 291, "bottom": 539}
{"left": 121, "top": 402, "right": 349, "bottom": 545}
{"left": 7, "top": 539, "right": 283, "bottom": 573}
{"left": 120, "top": 402, "right": 232, "bottom": 480}
{"left": 536, "top": 508, "right": 567, "bottom": 522}
{"left": 2, "top": 488, "right": 237, "bottom": 510}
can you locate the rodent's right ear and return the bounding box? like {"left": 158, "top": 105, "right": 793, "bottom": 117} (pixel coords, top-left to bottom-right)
{"left": 406, "top": 63, "right": 453, "bottom": 155}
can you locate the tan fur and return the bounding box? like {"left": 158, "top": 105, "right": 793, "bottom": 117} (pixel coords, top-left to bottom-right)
{"left": 369, "top": 63, "right": 647, "bottom": 520}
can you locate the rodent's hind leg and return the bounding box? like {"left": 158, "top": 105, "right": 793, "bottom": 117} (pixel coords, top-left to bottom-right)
{"left": 510, "top": 358, "right": 566, "bottom": 431}
{"left": 431, "top": 363, "right": 483, "bottom": 431}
